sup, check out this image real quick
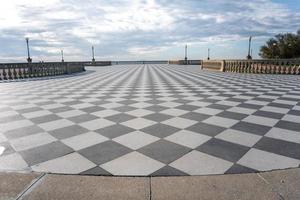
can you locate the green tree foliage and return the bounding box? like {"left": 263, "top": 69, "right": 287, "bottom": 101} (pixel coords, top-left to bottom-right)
{"left": 259, "top": 30, "right": 300, "bottom": 59}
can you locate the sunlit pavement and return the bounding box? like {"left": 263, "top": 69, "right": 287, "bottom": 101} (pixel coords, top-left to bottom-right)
{"left": 0, "top": 64, "right": 300, "bottom": 176}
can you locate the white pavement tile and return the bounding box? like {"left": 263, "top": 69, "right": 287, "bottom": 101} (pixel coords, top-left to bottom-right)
{"left": 32, "top": 153, "right": 96, "bottom": 174}
{"left": 203, "top": 116, "right": 238, "bottom": 128}
{"left": 41, "top": 103, "right": 65, "bottom": 110}
{"left": 101, "top": 102, "right": 123, "bottom": 109}
{"left": 121, "top": 118, "right": 156, "bottom": 130}
{"left": 246, "top": 100, "right": 269, "bottom": 106}
{"left": 208, "top": 95, "right": 227, "bottom": 100}
{"left": 0, "top": 146, "right": 5, "bottom": 155}
{"left": 79, "top": 119, "right": 115, "bottom": 131}
{"left": 265, "top": 128, "right": 300, "bottom": 144}
{"left": 258, "top": 95, "right": 278, "bottom": 99}
{"left": 283, "top": 95, "right": 300, "bottom": 100}
{"left": 238, "top": 148, "right": 300, "bottom": 171}
{"left": 130, "top": 102, "right": 153, "bottom": 109}
{"left": 165, "top": 130, "right": 211, "bottom": 148}
{"left": 62, "top": 132, "right": 109, "bottom": 151}
{"left": 227, "top": 107, "right": 256, "bottom": 115}
{"left": 215, "top": 129, "right": 262, "bottom": 147}
{"left": 131, "top": 97, "right": 152, "bottom": 102}
{"left": 170, "top": 150, "right": 233, "bottom": 175}
{"left": 273, "top": 100, "right": 298, "bottom": 105}
{"left": 0, "top": 110, "right": 19, "bottom": 118}
{"left": 260, "top": 106, "right": 289, "bottom": 114}
{"left": 126, "top": 109, "right": 154, "bottom": 117}
{"left": 186, "top": 96, "right": 204, "bottom": 101}
{"left": 56, "top": 110, "right": 86, "bottom": 118}
{"left": 38, "top": 119, "right": 74, "bottom": 131}
{"left": 42, "top": 94, "right": 60, "bottom": 99}
{"left": 106, "top": 97, "right": 127, "bottom": 102}
{"left": 162, "top": 117, "right": 197, "bottom": 129}
{"left": 11, "top": 104, "right": 36, "bottom": 110}
{"left": 91, "top": 109, "right": 120, "bottom": 118}
{"left": 217, "top": 100, "right": 240, "bottom": 107}
{"left": 113, "top": 131, "right": 159, "bottom": 150}
{"left": 194, "top": 108, "right": 223, "bottom": 115}
{"left": 22, "top": 110, "right": 52, "bottom": 119}
{"left": 111, "top": 94, "right": 127, "bottom": 98}
{"left": 242, "top": 115, "right": 278, "bottom": 127}
{"left": 0, "top": 120, "right": 34, "bottom": 132}
{"left": 10, "top": 132, "right": 57, "bottom": 151}
{"left": 101, "top": 152, "right": 165, "bottom": 176}
{"left": 0, "top": 153, "right": 28, "bottom": 170}
{"left": 233, "top": 95, "right": 254, "bottom": 100}
{"left": 80, "top": 98, "right": 101, "bottom": 103}
{"left": 293, "top": 106, "right": 300, "bottom": 111}
{"left": 160, "top": 108, "right": 189, "bottom": 117}
{"left": 281, "top": 114, "right": 300, "bottom": 123}
{"left": 55, "top": 98, "right": 74, "bottom": 103}
{"left": 157, "top": 97, "right": 177, "bottom": 101}
{"left": 158, "top": 102, "right": 182, "bottom": 108}
{"left": 70, "top": 103, "right": 94, "bottom": 109}
{"left": 187, "top": 101, "right": 211, "bottom": 107}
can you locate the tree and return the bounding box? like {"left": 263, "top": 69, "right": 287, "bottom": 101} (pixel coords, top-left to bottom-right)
{"left": 259, "top": 29, "right": 300, "bottom": 59}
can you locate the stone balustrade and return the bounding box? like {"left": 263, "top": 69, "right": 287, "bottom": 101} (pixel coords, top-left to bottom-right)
{"left": 224, "top": 59, "right": 300, "bottom": 74}
{"left": 0, "top": 62, "right": 85, "bottom": 80}
{"left": 202, "top": 59, "right": 300, "bottom": 74}
{"left": 202, "top": 60, "right": 225, "bottom": 71}
{"left": 85, "top": 61, "right": 112, "bottom": 66}
{"left": 112, "top": 61, "right": 168, "bottom": 65}
{"left": 168, "top": 60, "right": 202, "bottom": 65}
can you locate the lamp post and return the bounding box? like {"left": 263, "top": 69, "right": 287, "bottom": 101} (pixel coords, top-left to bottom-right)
{"left": 25, "top": 38, "right": 32, "bottom": 63}
{"left": 207, "top": 48, "right": 210, "bottom": 60}
{"left": 247, "top": 36, "right": 252, "bottom": 60}
{"left": 184, "top": 44, "right": 187, "bottom": 65}
{"left": 61, "top": 50, "right": 64, "bottom": 62}
{"left": 92, "top": 46, "right": 95, "bottom": 64}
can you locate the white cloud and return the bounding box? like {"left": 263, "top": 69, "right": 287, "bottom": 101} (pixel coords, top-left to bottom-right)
{"left": 0, "top": 0, "right": 299, "bottom": 61}
{"left": 128, "top": 46, "right": 169, "bottom": 55}
{"left": 0, "top": 0, "right": 60, "bottom": 28}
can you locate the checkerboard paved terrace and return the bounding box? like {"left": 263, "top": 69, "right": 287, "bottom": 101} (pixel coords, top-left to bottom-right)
{"left": 0, "top": 64, "right": 300, "bottom": 176}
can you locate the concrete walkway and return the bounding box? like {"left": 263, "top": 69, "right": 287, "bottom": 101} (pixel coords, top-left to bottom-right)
{"left": 1, "top": 168, "right": 299, "bottom": 200}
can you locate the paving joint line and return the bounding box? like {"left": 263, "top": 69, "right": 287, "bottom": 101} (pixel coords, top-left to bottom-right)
{"left": 257, "top": 173, "right": 270, "bottom": 184}
{"left": 15, "top": 173, "right": 46, "bottom": 200}
{"left": 257, "top": 173, "right": 285, "bottom": 200}
{"left": 149, "top": 177, "right": 152, "bottom": 200}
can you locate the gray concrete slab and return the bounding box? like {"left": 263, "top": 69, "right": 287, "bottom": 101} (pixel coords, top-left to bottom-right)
{"left": 21, "top": 174, "right": 150, "bottom": 200}
{"left": 151, "top": 173, "right": 280, "bottom": 200}
{"left": 1, "top": 168, "right": 300, "bottom": 200}
{"left": 0, "top": 172, "right": 41, "bottom": 200}
{"left": 260, "top": 168, "right": 300, "bottom": 200}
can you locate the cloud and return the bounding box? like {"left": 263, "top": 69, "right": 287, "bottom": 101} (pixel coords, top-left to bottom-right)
{"left": 0, "top": 0, "right": 299, "bottom": 61}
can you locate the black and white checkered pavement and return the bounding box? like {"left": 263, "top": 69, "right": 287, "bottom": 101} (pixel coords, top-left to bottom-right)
{"left": 0, "top": 64, "right": 300, "bottom": 176}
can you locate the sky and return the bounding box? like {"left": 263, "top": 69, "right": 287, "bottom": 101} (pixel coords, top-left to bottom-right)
{"left": 0, "top": 0, "right": 300, "bottom": 62}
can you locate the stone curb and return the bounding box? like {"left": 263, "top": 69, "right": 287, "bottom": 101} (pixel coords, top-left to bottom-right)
{"left": 0, "top": 168, "right": 299, "bottom": 200}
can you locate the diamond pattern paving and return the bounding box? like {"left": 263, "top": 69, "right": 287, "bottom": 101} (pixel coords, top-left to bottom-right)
{"left": 0, "top": 64, "right": 300, "bottom": 176}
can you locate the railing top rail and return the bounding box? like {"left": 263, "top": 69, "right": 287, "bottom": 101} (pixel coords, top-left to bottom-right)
{"left": 0, "top": 61, "right": 111, "bottom": 65}
{"left": 205, "top": 59, "right": 300, "bottom": 62}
